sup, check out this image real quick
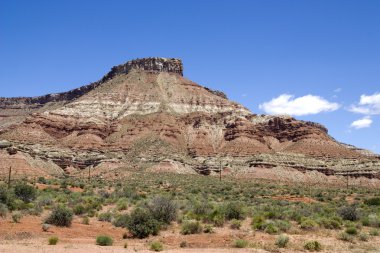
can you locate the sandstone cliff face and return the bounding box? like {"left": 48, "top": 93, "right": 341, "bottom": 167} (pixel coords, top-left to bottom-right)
{"left": 0, "top": 57, "right": 379, "bottom": 179}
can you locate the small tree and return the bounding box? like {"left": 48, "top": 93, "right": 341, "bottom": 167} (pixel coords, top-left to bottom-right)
{"left": 148, "top": 196, "right": 177, "bottom": 224}
{"left": 14, "top": 183, "right": 36, "bottom": 203}
{"left": 338, "top": 205, "right": 359, "bottom": 221}
{"left": 45, "top": 206, "right": 73, "bottom": 227}
{"left": 126, "top": 208, "right": 160, "bottom": 238}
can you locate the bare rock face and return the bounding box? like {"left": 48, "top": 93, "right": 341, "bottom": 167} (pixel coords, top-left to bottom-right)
{"left": 0, "top": 57, "right": 379, "bottom": 180}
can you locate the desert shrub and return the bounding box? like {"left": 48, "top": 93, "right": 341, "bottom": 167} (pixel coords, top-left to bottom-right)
{"left": 203, "top": 224, "right": 214, "bottom": 233}
{"left": 252, "top": 215, "right": 265, "bottom": 230}
{"left": 96, "top": 235, "right": 113, "bottom": 246}
{"left": 28, "top": 202, "right": 43, "bottom": 216}
{"left": 193, "top": 201, "right": 213, "bottom": 217}
{"left": 304, "top": 240, "right": 322, "bottom": 251}
{"left": 230, "top": 219, "right": 241, "bottom": 229}
{"left": 48, "top": 236, "right": 59, "bottom": 245}
{"left": 276, "top": 220, "right": 291, "bottom": 232}
{"left": 319, "top": 217, "right": 342, "bottom": 229}
{"left": 73, "top": 204, "right": 86, "bottom": 215}
{"left": 364, "top": 197, "right": 380, "bottom": 206}
{"left": 208, "top": 208, "right": 225, "bottom": 227}
{"left": 345, "top": 227, "right": 358, "bottom": 235}
{"left": 338, "top": 205, "right": 359, "bottom": 221}
{"left": 300, "top": 218, "right": 318, "bottom": 230}
{"left": 150, "top": 241, "right": 163, "bottom": 251}
{"left": 37, "top": 177, "right": 47, "bottom": 184}
{"left": 233, "top": 239, "right": 248, "bottom": 248}
{"left": 264, "top": 222, "right": 279, "bottom": 234}
{"left": 252, "top": 217, "right": 289, "bottom": 234}
{"left": 148, "top": 196, "right": 177, "bottom": 224}
{"left": 14, "top": 183, "right": 36, "bottom": 203}
{"left": 181, "top": 220, "right": 202, "bottom": 235}
{"left": 338, "top": 232, "right": 354, "bottom": 242}
{"left": 36, "top": 195, "right": 53, "bottom": 207}
{"left": 180, "top": 241, "right": 187, "bottom": 248}
{"left": 81, "top": 216, "right": 89, "bottom": 225}
{"left": 113, "top": 214, "right": 130, "bottom": 228}
{"left": 224, "top": 201, "right": 245, "bottom": 220}
{"left": 0, "top": 203, "right": 8, "bottom": 218}
{"left": 359, "top": 233, "right": 369, "bottom": 241}
{"left": 124, "top": 242, "right": 128, "bottom": 248}
{"left": 116, "top": 198, "right": 128, "bottom": 210}
{"left": 45, "top": 206, "right": 73, "bottom": 227}
{"left": 369, "top": 229, "right": 379, "bottom": 236}
{"left": 12, "top": 211, "right": 22, "bottom": 223}
{"left": 0, "top": 184, "right": 9, "bottom": 204}
{"left": 98, "top": 212, "right": 112, "bottom": 222}
{"left": 275, "top": 234, "right": 289, "bottom": 248}
{"left": 366, "top": 214, "right": 380, "bottom": 227}
{"left": 126, "top": 208, "right": 160, "bottom": 238}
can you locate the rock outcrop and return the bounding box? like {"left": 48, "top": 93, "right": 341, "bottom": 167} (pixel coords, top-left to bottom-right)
{"left": 0, "top": 57, "right": 379, "bottom": 181}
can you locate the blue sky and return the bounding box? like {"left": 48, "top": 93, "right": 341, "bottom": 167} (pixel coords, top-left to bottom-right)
{"left": 1, "top": 0, "right": 380, "bottom": 153}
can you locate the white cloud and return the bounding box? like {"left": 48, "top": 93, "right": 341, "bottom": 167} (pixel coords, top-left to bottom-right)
{"left": 349, "top": 93, "right": 380, "bottom": 115}
{"left": 334, "top": 88, "right": 342, "bottom": 93}
{"left": 259, "top": 94, "right": 340, "bottom": 116}
{"left": 350, "top": 116, "right": 372, "bottom": 129}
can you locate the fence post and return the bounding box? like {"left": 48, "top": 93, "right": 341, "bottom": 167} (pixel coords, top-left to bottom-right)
{"left": 8, "top": 166, "right": 12, "bottom": 188}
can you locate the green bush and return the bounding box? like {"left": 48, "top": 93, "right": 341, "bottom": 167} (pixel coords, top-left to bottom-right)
{"left": 116, "top": 198, "right": 128, "bottom": 211}
{"left": 150, "top": 241, "right": 163, "bottom": 251}
{"left": 300, "top": 218, "right": 318, "bottom": 230}
{"left": 369, "top": 229, "right": 379, "bottom": 236}
{"left": 148, "top": 196, "right": 177, "bottom": 224}
{"left": 364, "top": 197, "right": 380, "bottom": 206}
{"left": 96, "top": 235, "right": 113, "bottom": 246}
{"left": 209, "top": 208, "right": 225, "bottom": 227}
{"left": 345, "top": 227, "right": 358, "bottom": 235}
{"left": 203, "top": 224, "right": 214, "bottom": 233}
{"left": 126, "top": 208, "right": 160, "bottom": 238}
{"left": 252, "top": 215, "right": 265, "bottom": 230}
{"left": 0, "top": 184, "right": 10, "bottom": 205}
{"left": 224, "top": 202, "right": 245, "bottom": 220}
{"left": 319, "top": 217, "right": 342, "bottom": 229}
{"left": 73, "top": 204, "right": 86, "bottom": 215}
{"left": 230, "top": 219, "right": 241, "bottom": 229}
{"left": 0, "top": 203, "right": 8, "bottom": 218}
{"left": 14, "top": 183, "right": 36, "bottom": 203}
{"left": 12, "top": 211, "right": 22, "bottom": 223}
{"left": 338, "top": 205, "right": 359, "bottom": 221}
{"left": 181, "top": 220, "right": 202, "bottom": 235}
{"left": 45, "top": 206, "right": 73, "bottom": 227}
{"left": 233, "top": 239, "right": 248, "bottom": 248}
{"left": 82, "top": 216, "right": 90, "bottom": 225}
{"left": 304, "top": 240, "right": 322, "bottom": 251}
{"left": 359, "top": 233, "right": 369, "bottom": 241}
{"left": 98, "top": 212, "right": 112, "bottom": 222}
{"left": 48, "top": 236, "right": 59, "bottom": 245}
{"left": 112, "top": 214, "right": 130, "bottom": 228}
{"left": 275, "top": 234, "right": 289, "bottom": 248}
{"left": 338, "top": 232, "right": 354, "bottom": 242}
{"left": 264, "top": 222, "right": 279, "bottom": 234}
{"left": 367, "top": 214, "right": 380, "bottom": 227}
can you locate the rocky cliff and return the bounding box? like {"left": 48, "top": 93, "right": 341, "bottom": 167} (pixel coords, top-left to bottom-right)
{"left": 0, "top": 57, "right": 379, "bottom": 181}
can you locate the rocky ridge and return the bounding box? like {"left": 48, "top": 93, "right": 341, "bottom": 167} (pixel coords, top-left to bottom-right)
{"left": 0, "top": 57, "right": 379, "bottom": 182}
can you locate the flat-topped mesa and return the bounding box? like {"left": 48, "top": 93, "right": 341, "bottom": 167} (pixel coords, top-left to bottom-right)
{"left": 102, "top": 57, "right": 183, "bottom": 82}
{"left": 0, "top": 57, "right": 183, "bottom": 108}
